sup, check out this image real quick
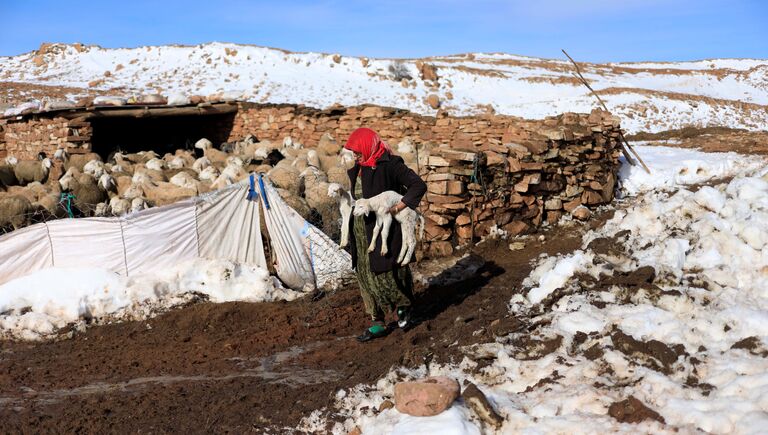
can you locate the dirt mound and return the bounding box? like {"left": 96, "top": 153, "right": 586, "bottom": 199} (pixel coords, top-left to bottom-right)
{"left": 608, "top": 396, "right": 665, "bottom": 424}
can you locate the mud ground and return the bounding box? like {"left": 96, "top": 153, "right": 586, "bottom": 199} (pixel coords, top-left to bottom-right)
{"left": 0, "top": 217, "right": 611, "bottom": 434}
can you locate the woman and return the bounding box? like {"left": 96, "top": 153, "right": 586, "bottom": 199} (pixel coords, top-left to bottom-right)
{"left": 344, "top": 128, "right": 427, "bottom": 342}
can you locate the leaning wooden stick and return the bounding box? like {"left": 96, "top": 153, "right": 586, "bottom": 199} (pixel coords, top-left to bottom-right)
{"left": 562, "top": 49, "right": 651, "bottom": 174}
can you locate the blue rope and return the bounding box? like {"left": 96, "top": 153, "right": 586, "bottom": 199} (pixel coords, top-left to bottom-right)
{"left": 247, "top": 174, "right": 258, "bottom": 201}
{"left": 58, "top": 192, "right": 75, "bottom": 218}
{"left": 258, "top": 174, "right": 270, "bottom": 210}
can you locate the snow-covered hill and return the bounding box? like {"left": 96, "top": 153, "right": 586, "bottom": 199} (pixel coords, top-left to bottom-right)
{"left": 2, "top": 42, "right": 767, "bottom": 133}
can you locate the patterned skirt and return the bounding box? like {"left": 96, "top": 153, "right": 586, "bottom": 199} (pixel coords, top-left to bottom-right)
{"left": 352, "top": 212, "right": 414, "bottom": 321}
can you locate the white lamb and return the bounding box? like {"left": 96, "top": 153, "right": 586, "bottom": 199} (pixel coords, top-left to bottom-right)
{"left": 328, "top": 183, "right": 354, "bottom": 248}
{"left": 352, "top": 191, "right": 425, "bottom": 266}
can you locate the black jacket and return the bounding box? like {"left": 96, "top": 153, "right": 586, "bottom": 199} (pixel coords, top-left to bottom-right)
{"left": 347, "top": 152, "right": 427, "bottom": 274}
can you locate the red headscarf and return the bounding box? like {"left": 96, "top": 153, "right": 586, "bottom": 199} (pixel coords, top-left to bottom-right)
{"left": 344, "top": 128, "right": 391, "bottom": 168}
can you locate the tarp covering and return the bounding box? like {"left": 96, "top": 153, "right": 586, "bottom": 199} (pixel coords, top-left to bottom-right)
{"left": 0, "top": 175, "right": 352, "bottom": 291}
{"left": 0, "top": 180, "right": 267, "bottom": 286}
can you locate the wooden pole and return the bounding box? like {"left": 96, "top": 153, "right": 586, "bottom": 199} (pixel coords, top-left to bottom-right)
{"left": 561, "top": 49, "right": 651, "bottom": 174}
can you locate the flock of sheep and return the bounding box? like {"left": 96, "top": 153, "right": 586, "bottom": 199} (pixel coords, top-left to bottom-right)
{"left": 0, "top": 133, "right": 426, "bottom": 264}
{"left": 0, "top": 133, "right": 364, "bottom": 233}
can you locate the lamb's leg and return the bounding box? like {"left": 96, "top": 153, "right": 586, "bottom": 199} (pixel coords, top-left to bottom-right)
{"left": 339, "top": 203, "right": 350, "bottom": 248}
{"left": 368, "top": 215, "right": 382, "bottom": 253}
{"left": 379, "top": 213, "right": 393, "bottom": 256}
{"left": 399, "top": 223, "right": 416, "bottom": 265}
{"left": 396, "top": 220, "right": 411, "bottom": 264}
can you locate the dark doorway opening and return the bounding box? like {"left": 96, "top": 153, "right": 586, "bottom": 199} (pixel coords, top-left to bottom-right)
{"left": 89, "top": 112, "right": 236, "bottom": 161}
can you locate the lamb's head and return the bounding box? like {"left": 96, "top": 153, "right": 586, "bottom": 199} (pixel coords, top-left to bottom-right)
{"left": 167, "top": 156, "right": 186, "bottom": 169}
{"left": 352, "top": 198, "right": 372, "bottom": 216}
{"left": 59, "top": 172, "right": 77, "bottom": 191}
{"left": 83, "top": 159, "right": 105, "bottom": 178}
{"left": 192, "top": 156, "right": 211, "bottom": 172}
{"left": 195, "top": 138, "right": 213, "bottom": 150}
{"left": 98, "top": 173, "right": 116, "bottom": 192}
{"left": 327, "top": 183, "right": 342, "bottom": 198}
{"left": 41, "top": 158, "right": 52, "bottom": 171}
{"left": 199, "top": 166, "right": 220, "bottom": 182}
{"left": 130, "top": 197, "right": 148, "bottom": 213}
{"left": 226, "top": 155, "right": 244, "bottom": 168}
{"left": 306, "top": 150, "right": 320, "bottom": 168}
{"left": 53, "top": 147, "right": 69, "bottom": 163}
{"left": 340, "top": 149, "right": 356, "bottom": 170}
{"left": 254, "top": 146, "right": 270, "bottom": 160}
{"left": 145, "top": 158, "right": 165, "bottom": 171}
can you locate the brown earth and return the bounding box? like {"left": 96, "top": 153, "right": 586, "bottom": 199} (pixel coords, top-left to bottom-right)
{"left": 0, "top": 217, "right": 597, "bottom": 433}
{"left": 628, "top": 127, "right": 768, "bottom": 156}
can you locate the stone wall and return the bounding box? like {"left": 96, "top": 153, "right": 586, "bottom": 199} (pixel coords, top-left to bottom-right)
{"left": 228, "top": 103, "right": 622, "bottom": 257}
{"left": 0, "top": 116, "right": 92, "bottom": 160}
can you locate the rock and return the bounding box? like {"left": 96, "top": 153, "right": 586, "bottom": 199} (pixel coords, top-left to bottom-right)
{"left": 394, "top": 376, "right": 460, "bottom": 417}
{"left": 462, "top": 383, "right": 503, "bottom": 428}
{"left": 416, "top": 62, "right": 439, "bottom": 82}
{"left": 572, "top": 205, "right": 591, "bottom": 221}
{"left": 378, "top": 399, "right": 394, "bottom": 412}
{"left": 426, "top": 94, "right": 441, "bottom": 109}
{"left": 508, "top": 241, "right": 525, "bottom": 251}
{"left": 348, "top": 426, "right": 362, "bottom": 435}
{"left": 332, "top": 54, "right": 342, "bottom": 63}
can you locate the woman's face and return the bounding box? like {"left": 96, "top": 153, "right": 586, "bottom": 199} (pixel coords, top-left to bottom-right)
{"left": 353, "top": 151, "right": 363, "bottom": 162}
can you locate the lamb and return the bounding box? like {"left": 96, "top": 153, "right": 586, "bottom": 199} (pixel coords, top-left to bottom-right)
{"left": 109, "top": 197, "right": 131, "bottom": 216}
{"left": 352, "top": 191, "right": 425, "bottom": 266}
{"left": 14, "top": 158, "right": 52, "bottom": 185}
{"left": 328, "top": 183, "right": 354, "bottom": 248}
{"left": 0, "top": 195, "right": 33, "bottom": 231}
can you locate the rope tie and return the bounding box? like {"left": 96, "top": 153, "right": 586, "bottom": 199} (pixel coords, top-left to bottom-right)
{"left": 58, "top": 192, "right": 76, "bottom": 218}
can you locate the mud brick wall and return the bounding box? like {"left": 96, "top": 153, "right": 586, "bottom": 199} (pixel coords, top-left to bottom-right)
{"left": 1, "top": 116, "right": 92, "bottom": 160}
{"left": 229, "top": 104, "right": 622, "bottom": 257}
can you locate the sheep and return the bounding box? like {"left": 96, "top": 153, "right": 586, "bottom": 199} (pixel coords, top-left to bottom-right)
{"left": 145, "top": 157, "right": 166, "bottom": 171}
{"left": 144, "top": 182, "right": 196, "bottom": 206}
{"left": 352, "top": 191, "right": 425, "bottom": 266}
{"left": 59, "top": 167, "right": 80, "bottom": 191}
{"left": 0, "top": 195, "right": 33, "bottom": 231}
{"left": 210, "top": 163, "right": 247, "bottom": 190}
{"left": 198, "top": 166, "right": 220, "bottom": 183}
{"left": 0, "top": 163, "right": 17, "bottom": 186}
{"left": 340, "top": 148, "right": 356, "bottom": 170}
{"left": 132, "top": 166, "right": 166, "bottom": 184}
{"left": 72, "top": 174, "right": 107, "bottom": 214}
{"left": 109, "top": 197, "right": 131, "bottom": 216}
{"left": 83, "top": 159, "right": 107, "bottom": 178}
{"left": 328, "top": 183, "right": 354, "bottom": 248}
{"left": 167, "top": 155, "right": 187, "bottom": 169}
{"left": 169, "top": 171, "right": 201, "bottom": 191}
{"left": 192, "top": 156, "right": 211, "bottom": 172}
{"left": 36, "top": 193, "right": 67, "bottom": 219}
{"left": 195, "top": 138, "right": 228, "bottom": 165}
{"left": 14, "top": 158, "right": 52, "bottom": 185}
{"left": 327, "top": 166, "right": 351, "bottom": 189}
{"left": 317, "top": 132, "right": 341, "bottom": 155}
{"left": 267, "top": 166, "right": 300, "bottom": 194}
{"left": 94, "top": 202, "right": 109, "bottom": 217}
{"left": 306, "top": 150, "right": 320, "bottom": 168}
{"left": 130, "top": 197, "right": 148, "bottom": 213}
{"left": 63, "top": 152, "right": 102, "bottom": 172}
{"left": 98, "top": 173, "right": 117, "bottom": 194}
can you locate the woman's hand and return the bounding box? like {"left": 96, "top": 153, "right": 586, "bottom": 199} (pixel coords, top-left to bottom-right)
{"left": 389, "top": 201, "right": 407, "bottom": 215}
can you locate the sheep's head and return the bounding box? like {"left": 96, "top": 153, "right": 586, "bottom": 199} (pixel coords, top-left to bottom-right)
{"left": 352, "top": 198, "right": 371, "bottom": 216}
{"left": 199, "top": 166, "right": 220, "bottom": 182}
{"left": 98, "top": 174, "right": 116, "bottom": 192}
{"left": 83, "top": 160, "right": 105, "bottom": 177}
{"left": 327, "top": 183, "right": 342, "bottom": 198}
{"left": 192, "top": 156, "right": 211, "bottom": 172}
{"left": 53, "top": 148, "right": 69, "bottom": 163}
{"left": 145, "top": 158, "right": 165, "bottom": 171}
{"left": 340, "top": 149, "right": 356, "bottom": 170}
{"left": 306, "top": 150, "right": 320, "bottom": 168}
{"left": 254, "top": 146, "right": 270, "bottom": 160}
{"left": 130, "top": 197, "right": 147, "bottom": 213}
{"left": 226, "top": 155, "right": 244, "bottom": 168}
{"left": 41, "top": 158, "right": 52, "bottom": 170}
{"left": 167, "top": 156, "right": 186, "bottom": 169}
{"left": 195, "top": 138, "right": 213, "bottom": 150}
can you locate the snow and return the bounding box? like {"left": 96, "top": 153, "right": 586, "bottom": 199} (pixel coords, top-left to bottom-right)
{"left": 300, "top": 147, "right": 768, "bottom": 434}
{"left": 2, "top": 42, "right": 767, "bottom": 133}
{"left": 0, "top": 258, "right": 301, "bottom": 340}
{"left": 619, "top": 144, "right": 767, "bottom": 195}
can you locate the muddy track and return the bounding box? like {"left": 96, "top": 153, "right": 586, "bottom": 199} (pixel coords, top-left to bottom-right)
{"left": 0, "top": 220, "right": 595, "bottom": 433}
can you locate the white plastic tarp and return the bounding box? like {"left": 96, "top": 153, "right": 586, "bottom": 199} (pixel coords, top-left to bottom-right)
{"left": 0, "top": 180, "right": 266, "bottom": 286}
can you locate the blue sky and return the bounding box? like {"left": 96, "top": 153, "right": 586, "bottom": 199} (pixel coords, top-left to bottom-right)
{"left": 1, "top": 0, "right": 766, "bottom": 61}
